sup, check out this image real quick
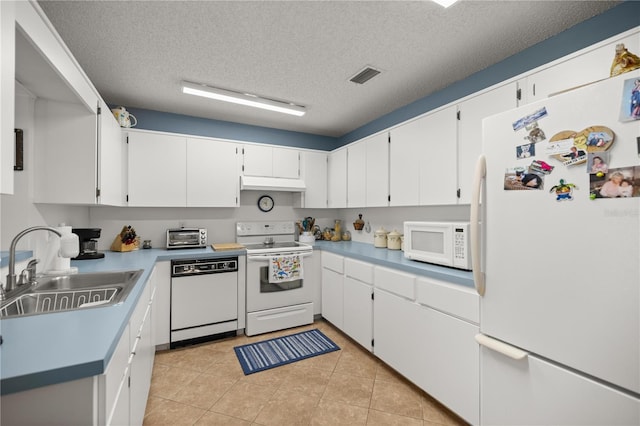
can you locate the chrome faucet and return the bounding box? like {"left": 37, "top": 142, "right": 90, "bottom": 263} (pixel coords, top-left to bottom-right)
{"left": 4, "top": 226, "right": 63, "bottom": 296}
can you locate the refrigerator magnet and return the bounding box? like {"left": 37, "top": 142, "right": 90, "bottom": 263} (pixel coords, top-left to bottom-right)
{"left": 523, "top": 121, "right": 547, "bottom": 143}
{"left": 549, "top": 179, "right": 577, "bottom": 201}
{"left": 512, "top": 107, "right": 548, "bottom": 131}
{"left": 548, "top": 128, "right": 602, "bottom": 167}
{"left": 619, "top": 77, "right": 640, "bottom": 122}
{"left": 589, "top": 166, "right": 639, "bottom": 199}
{"left": 587, "top": 152, "right": 610, "bottom": 176}
{"left": 529, "top": 160, "right": 554, "bottom": 174}
{"left": 516, "top": 143, "right": 535, "bottom": 159}
{"left": 504, "top": 167, "right": 544, "bottom": 191}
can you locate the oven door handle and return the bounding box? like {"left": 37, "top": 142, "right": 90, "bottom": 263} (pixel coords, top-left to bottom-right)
{"left": 247, "top": 251, "right": 313, "bottom": 261}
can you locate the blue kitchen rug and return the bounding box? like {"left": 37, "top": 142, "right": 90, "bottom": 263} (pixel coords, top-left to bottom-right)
{"left": 234, "top": 329, "right": 340, "bottom": 375}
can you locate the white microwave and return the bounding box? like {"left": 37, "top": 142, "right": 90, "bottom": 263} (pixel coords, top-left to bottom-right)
{"left": 403, "top": 221, "right": 471, "bottom": 270}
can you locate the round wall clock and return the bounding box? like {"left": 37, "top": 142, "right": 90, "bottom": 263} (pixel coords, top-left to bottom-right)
{"left": 257, "top": 195, "right": 274, "bottom": 212}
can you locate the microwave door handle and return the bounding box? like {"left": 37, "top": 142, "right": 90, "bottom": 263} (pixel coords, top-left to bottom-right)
{"left": 470, "top": 154, "right": 486, "bottom": 297}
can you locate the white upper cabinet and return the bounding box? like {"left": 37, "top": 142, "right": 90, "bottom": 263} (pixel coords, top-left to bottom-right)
{"left": 295, "top": 150, "right": 327, "bottom": 208}
{"left": 272, "top": 147, "right": 300, "bottom": 178}
{"left": 242, "top": 144, "right": 299, "bottom": 178}
{"left": 418, "top": 105, "right": 457, "bottom": 205}
{"left": 389, "top": 106, "right": 457, "bottom": 206}
{"left": 186, "top": 138, "right": 239, "bottom": 207}
{"left": 127, "top": 130, "right": 241, "bottom": 207}
{"left": 365, "top": 132, "right": 389, "bottom": 207}
{"left": 1, "top": 1, "right": 15, "bottom": 195}
{"left": 127, "top": 132, "right": 187, "bottom": 207}
{"left": 328, "top": 148, "right": 347, "bottom": 208}
{"left": 347, "top": 141, "right": 366, "bottom": 207}
{"left": 98, "top": 100, "right": 125, "bottom": 206}
{"left": 16, "top": 1, "right": 123, "bottom": 205}
{"left": 457, "top": 82, "right": 519, "bottom": 204}
{"left": 525, "top": 29, "right": 639, "bottom": 103}
{"left": 33, "top": 99, "right": 98, "bottom": 205}
{"left": 15, "top": 2, "right": 98, "bottom": 113}
{"left": 347, "top": 132, "right": 389, "bottom": 208}
{"left": 389, "top": 120, "right": 421, "bottom": 206}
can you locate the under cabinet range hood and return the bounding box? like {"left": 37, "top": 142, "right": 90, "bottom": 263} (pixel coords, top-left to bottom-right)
{"left": 240, "top": 176, "right": 306, "bottom": 192}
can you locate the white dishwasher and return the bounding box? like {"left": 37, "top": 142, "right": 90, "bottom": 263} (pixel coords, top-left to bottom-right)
{"left": 170, "top": 257, "right": 238, "bottom": 348}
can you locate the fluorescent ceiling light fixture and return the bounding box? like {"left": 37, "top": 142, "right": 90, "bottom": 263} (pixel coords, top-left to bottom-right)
{"left": 181, "top": 81, "right": 306, "bottom": 116}
{"left": 432, "top": 0, "right": 459, "bottom": 8}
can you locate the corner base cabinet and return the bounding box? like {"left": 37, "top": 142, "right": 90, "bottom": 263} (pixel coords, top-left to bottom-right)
{"left": 1, "top": 272, "right": 156, "bottom": 425}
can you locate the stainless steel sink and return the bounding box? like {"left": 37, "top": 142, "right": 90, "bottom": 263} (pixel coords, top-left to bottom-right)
{"left": 0, "top": 270, "right": 143, "bottom": 318}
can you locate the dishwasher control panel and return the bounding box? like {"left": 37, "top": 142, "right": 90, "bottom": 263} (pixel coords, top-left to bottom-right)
{"left": 171, "top": 257, "right": 238, "bottom": 276}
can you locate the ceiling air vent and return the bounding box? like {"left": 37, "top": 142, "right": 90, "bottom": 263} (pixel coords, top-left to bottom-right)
{"left": 350, "top": 66, "right": 381, "bottom": 84}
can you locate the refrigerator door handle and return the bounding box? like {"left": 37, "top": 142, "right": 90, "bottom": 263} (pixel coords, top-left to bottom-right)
{"left": 476, "top": 334, "right": 529, "bottom": 360}
{"left": 470, "top": 154, "right": 486, "bottom": 296}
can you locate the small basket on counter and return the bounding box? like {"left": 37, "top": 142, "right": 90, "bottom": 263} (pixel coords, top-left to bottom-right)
{"left": 110, "top": 225, "right": 140, "bottom": 252}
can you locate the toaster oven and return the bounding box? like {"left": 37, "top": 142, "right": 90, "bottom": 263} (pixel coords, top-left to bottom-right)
{"left": 166, "top": 228, "right": 208, "bottom": 249}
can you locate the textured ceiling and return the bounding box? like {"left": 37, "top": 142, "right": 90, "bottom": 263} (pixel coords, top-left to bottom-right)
{"left": 37, "top": 0, "right": 619, "bottom": 138}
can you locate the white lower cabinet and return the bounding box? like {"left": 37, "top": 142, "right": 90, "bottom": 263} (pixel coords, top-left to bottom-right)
{"left": 371, "top": 263, "right": 479, "bottom": 425}
{"left": 373, "top": 289, "right": 421, "bottom": 379}
{"left": 321, "top": 254, "right": 374, "bottom": 351}
{"left": 153, "top": 261, "right": 171, "bottom": 347}
{"left": 0, "top": 273, "right": 156, "bottom": 426}
{"left": 343, "top": 259, "right": 374, "bottom": 351}
{"left": 481, "top": 347, "right": 640, "bottom": 425}
{"left": 321, "top": 252, "right": 344, "bottom": 328}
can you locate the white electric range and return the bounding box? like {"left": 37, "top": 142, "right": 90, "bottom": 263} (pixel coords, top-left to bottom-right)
{"left": 236, "top": 221, "right": 313, "bottom": 336}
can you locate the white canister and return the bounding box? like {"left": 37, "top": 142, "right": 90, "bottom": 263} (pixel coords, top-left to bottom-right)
{"left": 374, "top": 227, "right": 388, "bottom": 248}
{"left": 299, "top": 231, "right": 315, "bottom": 245}
{"left": 387, "top": 230, "right": 402, "bottom": 250}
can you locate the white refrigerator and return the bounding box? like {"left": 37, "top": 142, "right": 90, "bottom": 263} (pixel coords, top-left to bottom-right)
{"left": 472, "top": 69, "right": 640, "bottom": 425}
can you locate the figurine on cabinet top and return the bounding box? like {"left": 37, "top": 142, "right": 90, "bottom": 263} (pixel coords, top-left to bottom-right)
{"left": 610, "top": 43, "right": 640, "bottom": 77}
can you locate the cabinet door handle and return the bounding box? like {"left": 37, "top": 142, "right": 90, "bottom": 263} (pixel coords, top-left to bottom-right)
{"left": 475, "top": 334, "right": 528, "bottom": 360}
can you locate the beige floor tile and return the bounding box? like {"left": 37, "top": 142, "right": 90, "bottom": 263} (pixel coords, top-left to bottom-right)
{"left": 147, "top": 321, "right": 468, "bottom": 425}
{"left": 333, "top": 346, "right": 378, "bottom": 380}
{"left": 375, "top": 363, "right": 407, "bottom": 385}
{"left": 253, "top": 390, "right": 320, "bottom": 426}
{"left": 316, "top": 327, "right": 356, "bottom": 349}
{"left": 273, "top": 366, "right": 332, "bottom": 399}
{"left": 238, "top": 362, "right": 295, "bottom": 387}
{"left": 322, "top": 372, "right": 374, "bottom": 408}
{"left": 310, "top": 399, "right": 369, "bottom": 426}
{"left": 370, "top": 379, "right": 423, "bottom": 419}
{"left": 205, "top": 359, "right": 246, "bottom": 380}
{"left": 144, "top": 395, "right": 167, "bottom": 417}
{"left": 142, "top": 398, "right": 206, "bottom": 425}
{"left": 209, "top": 382, "right": 275, "bottom": 422}
{"left": 366, "top": 409, "right": 424, "bottom": 426}
{"left": 171, "top": 371, "right": 238, "bottom": 410}
{"left": 421, "top": 394, "right": 467, "bottom": 425}
{"left": 292, "top": 348, "right": 342, "bottom": 371}
{"left": 149, "top": 365, "right": 200, "bottom": 399}
{"left": 195, "top": 411, "right": 251, "bottom": 425}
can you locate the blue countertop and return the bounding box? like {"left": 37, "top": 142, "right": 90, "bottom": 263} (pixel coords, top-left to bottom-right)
{"left": 0, "top": 247, "right": 245, "bottom": 396}
{"left": 0, "top": 242, "right": 471, "bottom": 396}
{"left": 313, "top": 241, "right": 474, "bottom": 288}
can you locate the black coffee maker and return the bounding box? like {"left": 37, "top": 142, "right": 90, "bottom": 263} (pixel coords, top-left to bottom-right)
{"left": 72, "top": 228, "right": 105, "bottom": 260}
